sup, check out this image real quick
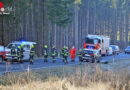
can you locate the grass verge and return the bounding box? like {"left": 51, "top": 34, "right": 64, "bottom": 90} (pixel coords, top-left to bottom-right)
{"left": 0, "top": 63, "right": 130, "bottom": 90}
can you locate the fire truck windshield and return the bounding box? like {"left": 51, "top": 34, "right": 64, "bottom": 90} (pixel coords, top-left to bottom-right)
{"left": 85, "top": 38, "right": 98, "bottom": 44}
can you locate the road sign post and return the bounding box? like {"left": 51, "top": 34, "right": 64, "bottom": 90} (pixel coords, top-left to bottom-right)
{"left": 113, "top": 51, "right": 115, "bottom": 64}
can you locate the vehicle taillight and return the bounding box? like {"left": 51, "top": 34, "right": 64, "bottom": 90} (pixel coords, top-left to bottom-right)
{"left": 5, "top": 51, "right": 10, "bottom": 54}
{"left": 84, "top": 43, "right": 87, "bottom": 48}
{"left": 82, "top": 53, "right": 85, "bottom": 55}
{"left": 91, "top": 54, "right": 94, "bottom": 57}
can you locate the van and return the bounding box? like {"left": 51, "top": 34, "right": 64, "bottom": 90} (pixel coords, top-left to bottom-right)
{"left": 110, "top": 45, "right": 120, "bottom": 55}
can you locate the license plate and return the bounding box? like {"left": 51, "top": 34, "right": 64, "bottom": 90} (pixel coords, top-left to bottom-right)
{"left": 83, "top": 57, "right": 91, "bottom": 60}
{"left": 85, "top": 54, "right": 90, "bottom": 57}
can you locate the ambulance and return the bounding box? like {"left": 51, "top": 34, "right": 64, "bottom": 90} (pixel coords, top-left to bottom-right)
{"left": 5, "top": 41, "right": 36, "bottom": 61}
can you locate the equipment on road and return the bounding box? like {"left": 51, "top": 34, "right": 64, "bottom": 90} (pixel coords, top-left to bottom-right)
{"left": 43, "top": 45, "right": 48, "bottom": 62}
{"left": 5, "top": 41, "right": 37, "bottom": 61}
{"left": 83, "top": 35, "right": 110, "bottom": 56}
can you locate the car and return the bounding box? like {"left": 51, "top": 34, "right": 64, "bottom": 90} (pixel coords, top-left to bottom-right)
{"left": 5, "top": 41, "right": 37, "bottom": 61}
{"left": 0, "top": 46, "right": 5, "bottom": 63}
{"left": 110, "top": 45, "right": 120, "bottom": 55}
{"left": 108, "top": 47, "right": 113, "bottom": 55}
{"left": 82, "top": 49, "right": 101, "bottom": 63}
{"left": 125, "top": 46, "right": 130, "bottom": 54}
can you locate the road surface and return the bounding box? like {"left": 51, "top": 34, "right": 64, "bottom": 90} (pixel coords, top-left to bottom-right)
{"left": 0, "top": 53, "right": 130, "bottom": 74}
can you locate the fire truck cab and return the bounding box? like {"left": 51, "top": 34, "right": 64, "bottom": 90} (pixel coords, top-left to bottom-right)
{"left": 83, "top": 35, "right": 110, "bottom": 56}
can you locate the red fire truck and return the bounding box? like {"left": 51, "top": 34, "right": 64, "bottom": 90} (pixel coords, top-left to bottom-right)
{"left": 83, "top": 35, "right": 110, "bottom": 56}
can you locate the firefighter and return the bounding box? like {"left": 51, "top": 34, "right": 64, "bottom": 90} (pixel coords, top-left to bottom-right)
{"left": 17, "top": 46, "right": 22, "bottom": 63}
{"left": 20, "top": 44, "right": 24, "bottom": 61}
{"left": 61, "top": 46, "right": 65, "bottom": 62}
{"left": 64, "top": 46, "right": 69, "bottom": 64}
{"left": 30, "top": 45, "right": 35, "bottom": 64}
{"left": 43, "top": 45, "right": 48, "bottom": 62}
{"left": 78, "top": 49, "right": 83, "bottom": 64}
{"left": 51, "top": 46, "right": 57, "bottom": 63}
{"left": 11, "top": 45, "right": 16, "bottom": 62}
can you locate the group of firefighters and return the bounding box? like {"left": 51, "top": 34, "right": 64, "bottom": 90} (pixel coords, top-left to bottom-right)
{"left": 10, "top": 44, "right": 83, "bottom": 65}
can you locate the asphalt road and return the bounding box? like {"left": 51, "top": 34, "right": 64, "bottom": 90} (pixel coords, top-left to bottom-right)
{"left": 0, "top": 53, "right": 130, "bottom": 74}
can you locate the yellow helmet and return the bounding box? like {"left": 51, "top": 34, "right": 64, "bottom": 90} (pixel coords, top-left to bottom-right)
{"left": 66, "top": 46, "right": 68, "bottom": 50}
{"left": 18, "top": 46, "right": 21, "bottom": 49}
{"left": 21, "top": 44, "right": 24, "bottom": 47}
{"left": 79, "top": 49, "right": 82, "bottom": 51}
{"left": 31, "top": 45, "right": 34, "bottom": 48}
{"left": 44, "top": 45, "right": 48, "bottom": 48}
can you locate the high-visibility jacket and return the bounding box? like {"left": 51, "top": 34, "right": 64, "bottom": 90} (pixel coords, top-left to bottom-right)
{"left": 17, "top": 48, "right": 21, "bottom": 57}
{"left": 78, "top": 50, "right": 82, "bottom": 57}
{"left": 64, "top": 49, "right": 69, "bottom": 57}
{"left": 52, "top": 48, "right": 57, "bottom": 56}
{"left": 21, "top": 47, "right": 24, "bottom": 55}
{"left": 30, "top": 48, "right": 35, "bottom": 55}
{"left": 11, "top": 48, "right": 16, "bottom": 56}
{"left": 44, "top": 49, "right": 48, "bottom": 56}
{"left": 61, "top": 48, "right": 65, "bottom": 56}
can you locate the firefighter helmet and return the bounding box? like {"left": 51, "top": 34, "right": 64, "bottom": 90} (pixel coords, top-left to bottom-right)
{"left": 31, "top": 45, "right": 34, "bottom": 48}
{"left": 18, "top": 46, "right": 21, "bottom": 49}
{"left": 44, "top": 45, "right": 48, "bottom": 48}
{"left": 79, "top": 49, "right": 82, "bottom": 51}
{"left": 21, "top": 44, "right": 24, "bottom": 47}
{"left": 66, "top": 47, "right": 68, "bottom": 50}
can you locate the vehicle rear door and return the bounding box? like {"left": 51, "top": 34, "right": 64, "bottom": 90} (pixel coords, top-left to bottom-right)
{"left": 23, "top": 44, "right": 30, "bottom": 60}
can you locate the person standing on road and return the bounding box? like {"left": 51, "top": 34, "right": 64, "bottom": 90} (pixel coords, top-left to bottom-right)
{"left": 78, "top": 49, "right": 83, "bottom": 64}
{"left": 64, "top": 46, "right": 69, "bottom": 64}
{"left": 69, "top": 46, "right": 76, "bottom": 62}
{"left": 11, "top": 45, "right": 16, "bottom": 62}
{"left": 61, "top": 46, "right": 65, "bottom": 62}
{"left": 20, "top": 44, "right": 24, "bottom": 62}
{"left": 30, "top": 45, "right": 35, "bottom": 64}
{"left": 17, "top": 46, "right": 22, "bottom": 64}
{"left": 43, "top": 45, "right": 48, "bottom": 62}
{"left": 51, "top": 46, "right": 57, "bottom": 63}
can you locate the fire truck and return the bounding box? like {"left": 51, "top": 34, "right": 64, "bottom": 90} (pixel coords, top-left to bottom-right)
{"left": 83, "top": 35, "right": 110, "bottom": 56}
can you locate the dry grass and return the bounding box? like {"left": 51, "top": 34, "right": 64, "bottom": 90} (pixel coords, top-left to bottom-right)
{"left": 0, "top": 65, "right": 129, "bottom": 90}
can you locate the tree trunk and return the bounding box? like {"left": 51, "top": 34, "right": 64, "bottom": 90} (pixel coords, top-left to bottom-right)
{"left": 0, "top": 14, "right": 4, "bottom": 45}
{"left": 74, "top": 5, "right": 79, "bottom": 50}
